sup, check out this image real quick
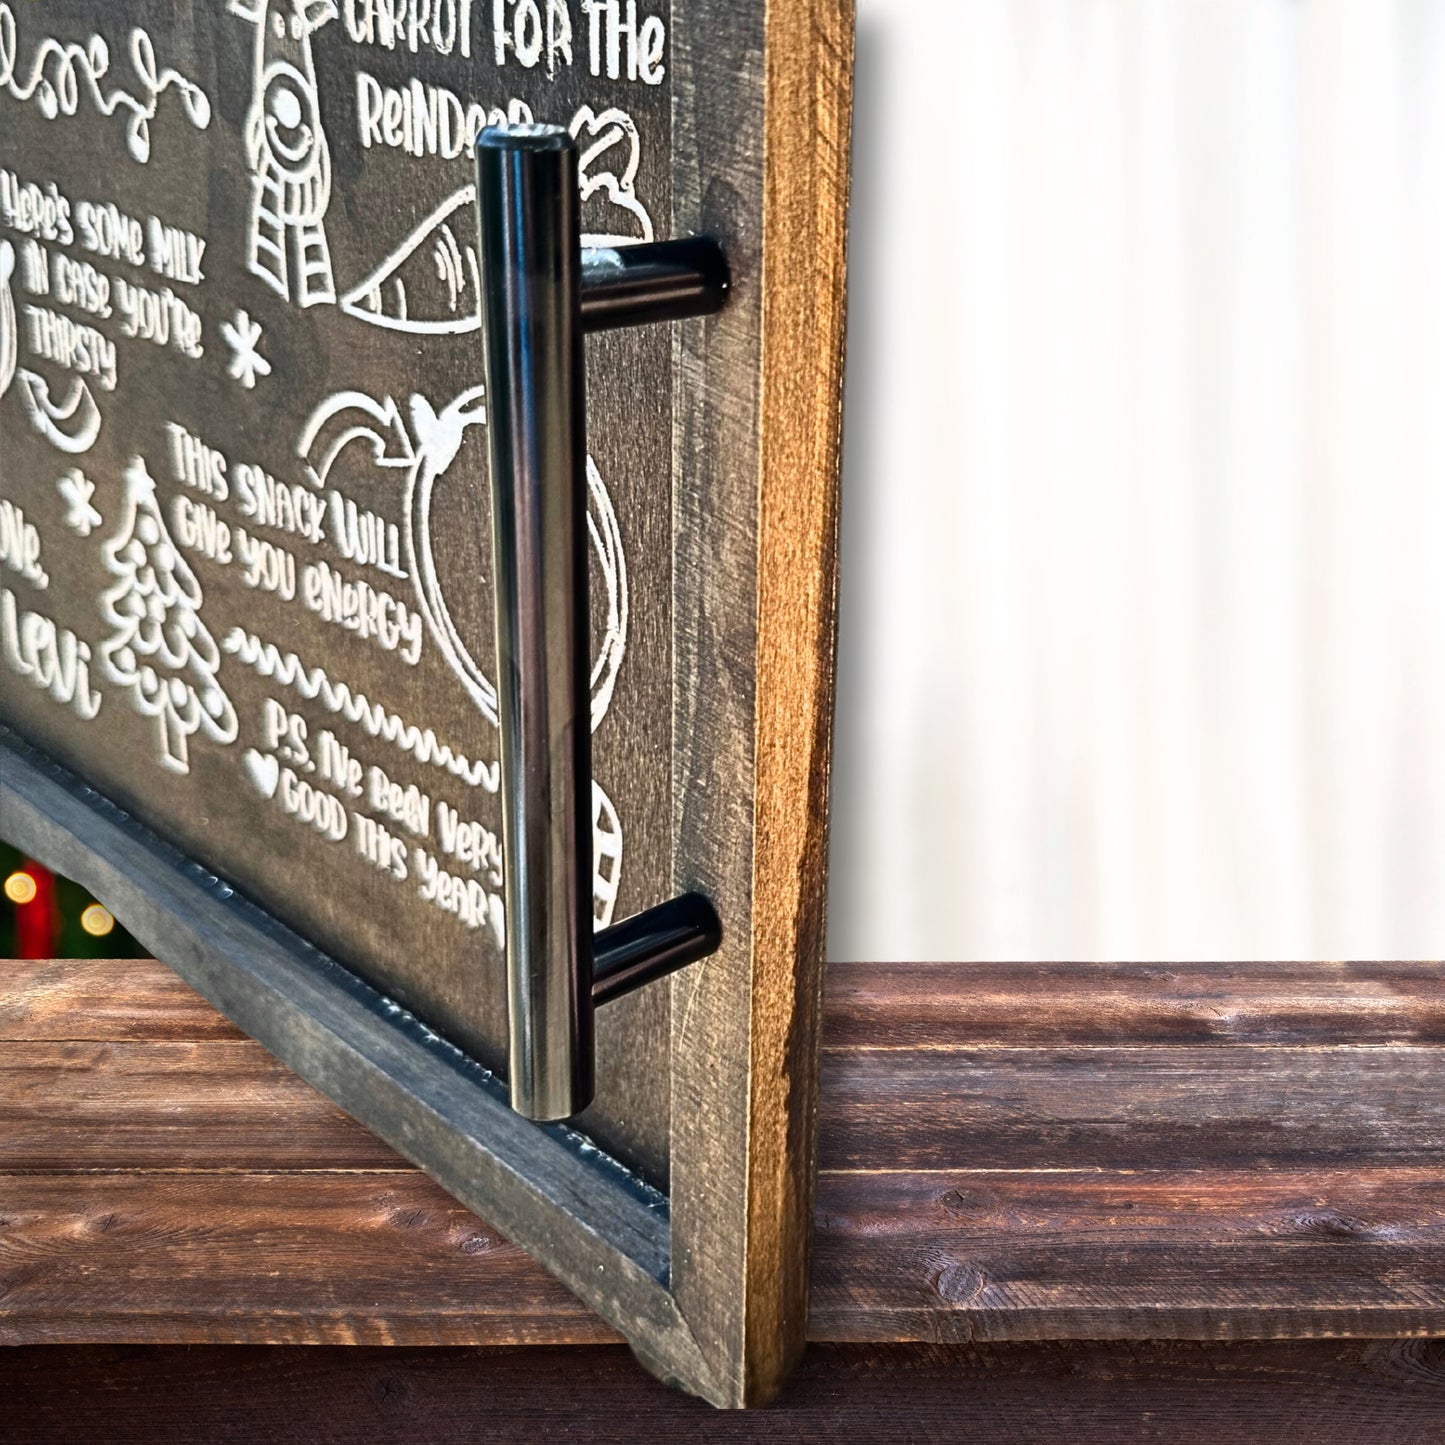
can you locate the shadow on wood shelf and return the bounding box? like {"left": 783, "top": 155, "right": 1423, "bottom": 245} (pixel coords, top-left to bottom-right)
{"left": 3, "top": 1341, "right": 1444, "bottom": 1444}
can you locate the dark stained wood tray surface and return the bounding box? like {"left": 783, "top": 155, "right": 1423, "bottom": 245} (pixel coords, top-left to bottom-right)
{"left": 2, "top": 957, "right": 1443, "bottom": 1346}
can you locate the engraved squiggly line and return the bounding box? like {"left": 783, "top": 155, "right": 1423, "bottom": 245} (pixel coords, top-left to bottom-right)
{"left": 0, "top": 6, "right": 211, "bottom": 164}
{"left": 221, "top": 628, "right": 500, "bottom": 792}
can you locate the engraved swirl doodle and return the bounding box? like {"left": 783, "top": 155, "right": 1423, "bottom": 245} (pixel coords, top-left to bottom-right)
{"left": 0, "top": 6, "right": 212, "bottom": 163}
{"left": 221, "top": 627, "right": 502, "bottom": 791}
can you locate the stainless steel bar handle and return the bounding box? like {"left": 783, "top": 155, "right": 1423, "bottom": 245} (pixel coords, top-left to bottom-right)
{"left": 477, "top": 124, "right": 729, "bottom": 1124}
{"left": 477, "top": 126, "right": 593, "bottom": 1122}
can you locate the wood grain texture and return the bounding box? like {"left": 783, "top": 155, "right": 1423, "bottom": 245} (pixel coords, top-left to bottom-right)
{"left": 745, "top": 0, "right": 855, "bottom": 1406}
{"left": 3, "top": 1341, "right": 1443, "bottom": 1445}
{"left": 0, "top": 1172, "right": 617, "bottom": 1347}
{"left": 810, "top": 1167, "right": 1445, "bottom": 1342}
{"left": 5, "top": 1167, "right": 1439, "bottom": 1347}
{"left": 661, "top": 0, "right": 853, "bottom": 1406}
{"left": 13, "top": 957, "right": 1443, "bottom": 1048}
{"left": 3, "top": 956, "right": 1442, "bottom": 1353}
{"left": 821, "top": 1046, "right": 1445, "bottom": 1171}
{"left": 825, "top": 960, "right": 1445, "bottom": 1047}
{"left": 0, "top": 958, "right": 247, "bottom": 1042}
{"left": 1, "top": 1041, "right": 397, "bottom": 1171}
{"left": 11, "top": 1038, "right": 1441, "bottom": 1173}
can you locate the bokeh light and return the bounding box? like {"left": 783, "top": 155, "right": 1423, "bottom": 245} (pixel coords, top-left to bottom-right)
{"left": 3, "top": 872, "right": 38, "bottom": 906}
{"left": 80, "top": 904, "right": 116, "bottom": 938}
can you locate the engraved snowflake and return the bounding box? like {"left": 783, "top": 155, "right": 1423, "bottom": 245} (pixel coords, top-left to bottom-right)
{"left": 57, "top": 469, "right": 103, "bottom": 536}
{"left": 221, "top": 308, "right": 271, "bottom": 390}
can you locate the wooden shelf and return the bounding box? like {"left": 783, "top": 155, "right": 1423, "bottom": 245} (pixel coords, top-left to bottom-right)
{"left": 2, "top": 957, "right": 1443, "bottom": 1347}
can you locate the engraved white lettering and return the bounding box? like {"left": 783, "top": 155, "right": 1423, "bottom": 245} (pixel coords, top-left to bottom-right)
{"left": 113, "top": 277, "right": 203, "bottom": 358}
{"left": 234, "top": 463, "right": 326, "bottom": 544}
{"left": 171, "top": 495, "right": 233, "bottom": 566}
{"left": 75, "top": 199, "right": 145, "bottom": 266}
{"left": 435, "top": 799, "right": 503, "bottom": 883}
{"left": 50, "top": 253, "right": 112, "bottom": 319}
{"left": 354, "top": 69, "right": 527, "bottom": 157}
{"left": 1, "top": 586, "right": 101, "bottom": 719}
{"left": 327, "top": 489, "right": 405, "bottom": 578}
{"left": 354, "top": 813, "right": 409, "bottom": 878}
{"left": 0, "top": 499, "right": 48, "bottom": 588}
{"left": 278, "top": 767, "right": 349, "bottom": 841}
{"left": 414, "top": 846, "right": 504, "bottom": 943}
{"left": 146, "top": 215, "right": 205, "bottom": 285}
{"left": 301, "top": 559, "right": 424, "bottom": 664}
{"left": 166, "top": 422, "right": 229, "bottom": 500}
{"left": 23, "top": 305, "right": 117, "bottom": 389}
{"left": 367, "top": 763, "right": 430, "bottom": 837}
{"left": 235, "top": 528, "right": 296, "bottom": 598}
{"left": 260, "top": 698, "right": 311, "bottom": 769}
{"left": 0, "top": 171, "right": 73, "bottom": 245}
{"left": 582, "top": 0, "right": 664, "bottom": 84}
{"left": 317, "top": 729, "right": 364, "bottom": 797}
{"left": 345, "top": 0, "right": 474, "bottom": 59}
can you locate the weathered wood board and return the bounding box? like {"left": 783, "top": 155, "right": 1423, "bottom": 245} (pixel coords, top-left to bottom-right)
{"left": 0, "top": 0, "right": 852, "bottom": 1408}
{"left": 5, "top": 956, "right": 1443, "bottom": 1348}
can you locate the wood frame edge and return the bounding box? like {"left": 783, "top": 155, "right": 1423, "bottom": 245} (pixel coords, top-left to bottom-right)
{"left": 744, "top": 0, "right": 856, "bottom": 1408}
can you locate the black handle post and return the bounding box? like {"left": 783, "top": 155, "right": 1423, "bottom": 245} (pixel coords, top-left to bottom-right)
{"left": 477, "top": 125, "right": 594, "bottom": 1122}
{"left": 477, "top": 124, "right": 727, "bottom": 1124}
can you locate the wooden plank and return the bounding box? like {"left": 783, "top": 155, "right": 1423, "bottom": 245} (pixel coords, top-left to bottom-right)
{"left": 3, "top": 1340, "right": 1443, "bottom": 1443}
{"left": 662, "top": 0, "right": 853, "bottom": 1406}
{"left": 3, "top": 959, "right": 1441, "bottom": 1353}
{"left": 743, "top": 0, "right": 854, "bottom": 1409}
{"left": 825, "top": 961, "right": 1445, "bottom": 1048}
{"left": 820, "top": 1046, "right": 1445, "bottom": 1171}
{"left": 810, "top": 1168, "right": 1445, "bottom": 1342}
{"left": 0, "top": 1041, "right": 398, "bottom": 1171}
{"left": 14, "top": 956, "right": 1441, "bottom": 1050}
{"left": 4, "top": 1166, "right": 1440, "bottom": 1346}
{"left": 0, "top": 1172, "right": 616, "bottom": 1347}
{"left": 11, "top": 1035, "right": 1443, "bottom": 1176}
{"left": 0, "top": 959, "right": 246, "bottom": 1042}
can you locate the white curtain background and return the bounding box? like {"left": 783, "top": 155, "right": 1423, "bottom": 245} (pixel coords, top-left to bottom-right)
{"left": 826, "top": 0, "right": 1445, "bottom": 962}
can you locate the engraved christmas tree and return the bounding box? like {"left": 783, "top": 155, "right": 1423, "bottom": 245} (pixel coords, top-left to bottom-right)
{"left": 101, "top": 457, "right": 238, "bottom": 773}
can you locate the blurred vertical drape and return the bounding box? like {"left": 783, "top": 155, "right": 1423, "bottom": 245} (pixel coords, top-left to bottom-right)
{"left": 827, "top": 0, "right": 1444, "bottom": 961}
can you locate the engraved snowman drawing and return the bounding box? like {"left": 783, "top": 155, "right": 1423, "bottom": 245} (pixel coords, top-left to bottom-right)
{"left": 231, "top": 0, "right": 337, "bottom": 308}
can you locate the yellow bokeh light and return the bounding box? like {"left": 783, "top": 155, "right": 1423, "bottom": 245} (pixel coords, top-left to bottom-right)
{"left": 4, "top": 872, "right": 38, "bottom": 905}
{"left": 80, "top": 904, "right": 115, "bottom": 938}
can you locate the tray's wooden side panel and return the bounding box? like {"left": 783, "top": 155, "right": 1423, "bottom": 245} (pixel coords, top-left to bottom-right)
{"left": 747, "top": 0, "right": 855, "bottom": 1401}
{"left": 666, "top": 0, "right": 853, "bottom": 1407}
{"left": 664, "top": 0, "right": 766, "bottom": 1392}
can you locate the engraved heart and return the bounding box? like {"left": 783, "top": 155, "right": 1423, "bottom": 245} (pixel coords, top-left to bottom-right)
{"left": 243, "top": 748, "right": 280, "bottom": 800}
